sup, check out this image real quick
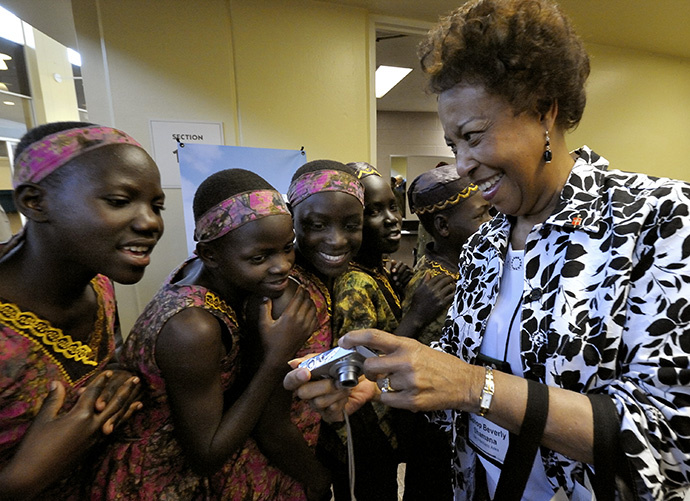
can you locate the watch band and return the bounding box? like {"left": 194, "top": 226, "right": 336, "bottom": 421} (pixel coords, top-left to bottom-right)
{"left": 479, "top": 365, "right": 494, "bottom": 416}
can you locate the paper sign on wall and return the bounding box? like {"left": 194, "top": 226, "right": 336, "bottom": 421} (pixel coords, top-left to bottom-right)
{"left": 149, "top": 120, "right": 224, "bottom": 188}
{"left": 178, "top": 143, "right": 307, "bottom": 254}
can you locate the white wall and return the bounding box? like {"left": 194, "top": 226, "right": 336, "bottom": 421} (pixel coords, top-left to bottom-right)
{"left": 569, "top": 43, "right": 690, "bottom": 181}
{"left": 376, "top": 110, "right": 452, "bottom": 176}
{"left": 72, "top": 0, "right": 373, "bottom": 334}
{"left": 377, "top": 43, "right": 690, "bottom": 188}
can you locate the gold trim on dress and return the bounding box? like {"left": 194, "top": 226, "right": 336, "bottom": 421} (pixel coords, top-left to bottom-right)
{"left": 424, "top": 256, "right": 460, "bottom": 281}
{"left": 204, "top": 291, "right": 239, "bottom": 328}
{"left": 351, "top": 263, "right": 402, "bottom": 310}
{"left": 88, "top": 279, "right": 106, "bottom": 362}
{"left": 0, "top": 302, "right": 99, "bottom": 366}
{"left": 0, "top": 277, "right": 111, "bottom": 386}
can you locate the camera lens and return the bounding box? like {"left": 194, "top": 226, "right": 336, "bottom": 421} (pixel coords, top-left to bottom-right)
{"left": 331, "top": 358, "right": 362, "bottom": 388}
{"left": 337, "top": 367, "right": 360, "bottom": 388}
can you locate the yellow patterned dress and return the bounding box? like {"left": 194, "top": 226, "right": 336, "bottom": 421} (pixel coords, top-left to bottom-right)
{"left": 402, "top": 250, "right": 459, "bottom": 346}
{"left": 332, "top": 262, "right": 401, "bottom": 341}
{"left": 328, "top": 262, "right": 402, "bottom": 500}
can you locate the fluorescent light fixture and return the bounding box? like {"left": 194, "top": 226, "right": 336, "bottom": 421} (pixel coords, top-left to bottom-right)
{"left": 22, "top": 21, "right": 34, "bottom": 49}
{"left": 3, "top": 101, "right": 14, "bottom": 105}
{"left": 0, "top": 6, "right": 23, "bottom": 45}
{"left": 375, "top": 65, "right": 412, "bottom": 98}
{"left": 0, "top": 53, "right": 11, "bottom": 70}
{"left": 68, "top": 48, "right": 82, "bottom": 67}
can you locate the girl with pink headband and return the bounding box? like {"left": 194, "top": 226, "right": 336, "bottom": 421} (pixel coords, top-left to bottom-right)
{"left": 0, "top": 121, "right": 165, "bottom": 498}
{"left": 91, "top": 168, "right": 327, "bottom": 500}
{"left": 287, "top": 159, "right": 364, "bottom": 285}
{"left": 323, "top": 161, "right": 456, "bottom": 500}
{"left": 282, "top": 160, "right": 365, "bottom": 498}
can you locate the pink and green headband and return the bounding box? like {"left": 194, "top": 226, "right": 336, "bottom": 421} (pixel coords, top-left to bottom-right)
{"left": 287, "top": 169, "right": 364, "bottom": 207}
{"left": 194, "top": 189, "right": 290, "bottom": 243}
{"left": 13, "top": 126, "right": 143, "bottom": 188}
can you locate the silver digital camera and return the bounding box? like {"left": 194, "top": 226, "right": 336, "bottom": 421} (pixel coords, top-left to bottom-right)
{"left": 298, "top": 346, "right": 377, "bottom": 389}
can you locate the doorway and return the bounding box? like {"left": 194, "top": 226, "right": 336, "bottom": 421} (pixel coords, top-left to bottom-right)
{"left": 372, "top": 17, "right": 453, "bottom": 265}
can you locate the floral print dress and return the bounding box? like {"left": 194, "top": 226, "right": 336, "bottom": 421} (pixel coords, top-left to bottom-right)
{"left": 90, "top": 258, "right": 305, "bottom": 500}
{"left": 289, "top": 262, "right": 335, "bottom": 449}
{"left": 0, "top": 274, "right": 117, "bottom": 500}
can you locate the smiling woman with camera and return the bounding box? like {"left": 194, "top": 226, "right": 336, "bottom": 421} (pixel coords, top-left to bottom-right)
{"left": 285, "top": 0, "right": 690, "bottom": 499}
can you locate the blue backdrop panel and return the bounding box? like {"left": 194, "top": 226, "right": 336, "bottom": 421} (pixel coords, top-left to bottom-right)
{"left": 178, "top": 143, "right": 306, "bottom": 254}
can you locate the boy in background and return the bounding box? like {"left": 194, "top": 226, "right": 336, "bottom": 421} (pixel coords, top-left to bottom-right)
{"left": 399, "top": 165, "right": 492, "bottom": 500}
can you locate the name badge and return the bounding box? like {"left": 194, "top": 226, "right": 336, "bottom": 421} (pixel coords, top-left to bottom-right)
{"left": 467, "top": 413, "right": 510, "bottom": 467}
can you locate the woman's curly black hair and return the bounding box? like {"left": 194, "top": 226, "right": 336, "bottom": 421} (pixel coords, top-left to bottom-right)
{"left": 418, "top": 0, "right": 589, "bottom": 131}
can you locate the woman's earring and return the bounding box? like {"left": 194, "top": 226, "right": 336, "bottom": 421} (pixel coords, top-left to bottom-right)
{"left": 543, "top": 130, "right": 552, "bottom": 163}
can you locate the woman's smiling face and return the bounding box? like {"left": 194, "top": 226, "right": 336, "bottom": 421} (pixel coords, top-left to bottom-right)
{"left": 438, "top": 83, "right": 555, "bottom": 219}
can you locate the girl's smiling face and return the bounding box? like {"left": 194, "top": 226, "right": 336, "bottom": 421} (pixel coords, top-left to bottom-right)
{"left": 438, "top": 83, "right": 560, "bottom": 221}
{"left": 44, "top": 144, "right": 165, "bottom": 284}
{"left": 444, "top": 194, "right": 493, "bottom": 249}
{"left": 208, "top": 213, "right": 296, "bottom": 299}
{"left": 292, "top": 191, "right": 363, "bottom": 278}
{"left": 359, "top": 175, "right": 402, "bottom": 257}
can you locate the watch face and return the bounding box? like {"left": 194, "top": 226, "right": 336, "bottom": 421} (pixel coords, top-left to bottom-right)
{"left": 479, "top": 365, "right": 494, "bottom": 416}
{"left": 480, "top": 393, "right": 492, "bottom": 409}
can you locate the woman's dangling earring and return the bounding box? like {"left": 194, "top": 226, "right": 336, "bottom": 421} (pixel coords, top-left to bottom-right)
{"left": 543, "top": 130, "right": 552, "bottom": 163}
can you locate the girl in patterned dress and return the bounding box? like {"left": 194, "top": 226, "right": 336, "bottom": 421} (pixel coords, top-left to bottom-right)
{"left": 404, "top": 164, "right": 492, "bottom": 347}
{"left": 326, "top": 162, "right": 455, "bottom": 500}
{"left": 0, "top": 122, "right": 164, "bottom": 499}
{"left": 283, "top": 160, "right": 366, "bottom": 498}
{"left": 400, "top": 164, "right": 492, "bottom": 500}
{"left": 91, "top": 169, "right": 321, "bottom": 500}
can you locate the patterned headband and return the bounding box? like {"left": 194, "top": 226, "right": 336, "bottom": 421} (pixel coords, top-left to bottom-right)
{"left": 194, "top": 189, "right": 290, "bottom": 243}
{"left": 411, "top": 184, "right": 478, "bottom": 214}
{"left": 351, "top": 163, "right": 381, "bottom": 180}
{"left": 287, "top": 169, "right": 364, "bottom": 207}
{"left": 13, "top": 126, "right": 143, "bottom": 188}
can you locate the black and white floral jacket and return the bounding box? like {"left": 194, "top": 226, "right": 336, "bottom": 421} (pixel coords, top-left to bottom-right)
{"left": 435, "top": 147, "right": 690, "bottom": 500}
